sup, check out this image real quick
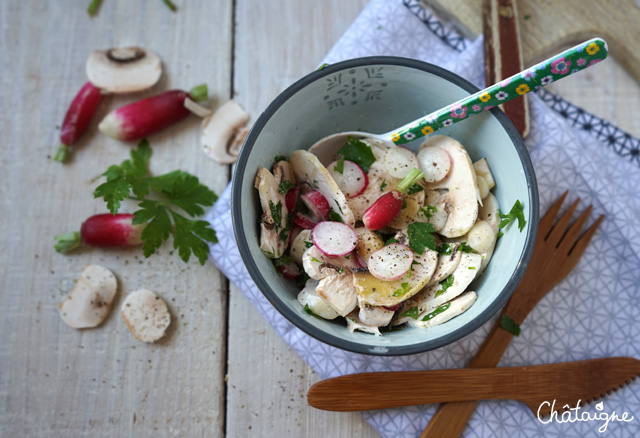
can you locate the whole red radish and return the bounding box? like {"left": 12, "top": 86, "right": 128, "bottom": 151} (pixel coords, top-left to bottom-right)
{"left": 98, "top": 84, "right": 209, "bottom": 141}
{"left": 54, "top": 213, "right": 146, "bottom": 253}
{"left": 363, "top": 168, "right": 424, "bottom": 231}
{"left": 54, "top": 82, "right": 103, "bottom": 163}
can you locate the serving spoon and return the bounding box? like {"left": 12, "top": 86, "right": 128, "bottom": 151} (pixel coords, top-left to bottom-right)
{"left": 309, "top": 37, "right": 607, "bottom": 164}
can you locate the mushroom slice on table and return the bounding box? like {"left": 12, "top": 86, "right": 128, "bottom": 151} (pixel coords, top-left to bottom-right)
{"left": 290, "top": 150, "right": 355, "bottom": 226}
{"left": 202, "top": 100, "right": 250, "bottom": 164}
{"left": 86, "top": 47, "right": 162, "bottom": 94}
{"left": 121, "top": 289, "right": 171, "bottom": 343}
{"left": 255, "top": 167, "right": 289, "bottom": 258}
{"left": 407, "top": 291, "right": 477, "bottom": 328}
{"left": 58, "top": 264, "right": 118, "bottom": 329}
{"left": 419, "top": 135, "right": 479, "bottom": 238}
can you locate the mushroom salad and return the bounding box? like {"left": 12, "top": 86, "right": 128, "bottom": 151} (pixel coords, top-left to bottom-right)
{"left": 255, "top": 135, "right": 501, "bottom": 335}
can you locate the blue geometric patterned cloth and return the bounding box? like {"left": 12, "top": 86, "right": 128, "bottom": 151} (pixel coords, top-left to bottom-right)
{"left": 206, "top": 1, "right": 640, "bottom": 436}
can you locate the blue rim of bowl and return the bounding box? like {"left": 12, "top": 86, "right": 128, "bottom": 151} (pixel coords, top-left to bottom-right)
{"left": 232, "top": 56, "right": 539, "bottom": 356}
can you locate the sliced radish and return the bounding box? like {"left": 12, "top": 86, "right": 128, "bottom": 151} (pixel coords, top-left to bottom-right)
{"left": 275, "top": 257, "right": 302, "bottom": 279}
{"left": 383, "top": 303, "right": 402, "bottom": 312}
{"left": 294, "top": 212, "right": 317, "bottom": 230}
{"left": 328, "top": 159, "right": 368, "bottom": 198}
{"left": 312, "top": 221, "right": 359, "bottom": 258}
{"left": 301, "top": 190, "right": 331, "bottom": 221}
{"left": 417, "top": 146, "right": 451, "bottom": 183}
{"left": 356, "top": 252, "right": 368, "bottom": 269}
{"left": 383, "top": 147, "right": 419, "bottom": 179}
{"left": 288, "top": 225, "right": 302, "bottom": 247}
{"left": 285, "top": 186, "right": 299, "bottom": 212}
{"left": 367, "top": 243, "right": 414, "bottom": 281}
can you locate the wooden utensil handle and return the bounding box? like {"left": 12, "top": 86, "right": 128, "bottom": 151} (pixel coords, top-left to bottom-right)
{"left": 419, "top": 400, "right": 479, "bottom": 438}
{"left": 420, "top": 318, "right": 515, "bottom": 437}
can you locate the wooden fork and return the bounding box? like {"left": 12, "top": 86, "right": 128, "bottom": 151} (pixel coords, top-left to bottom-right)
{"left": 420, "top": 191, "right": 605, "bottom": 438}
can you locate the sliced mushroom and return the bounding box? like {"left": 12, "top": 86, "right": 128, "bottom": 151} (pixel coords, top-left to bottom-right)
{"left": 420, "top": 135, "right": 479, "bottom": 238}
{"left": 58, "top": 264, "right": 118, "bottom": 329}
{"left": 414, "top": 189, "right": 449, "bottom": 232}
{"left": 86, "top": 47, "right": 162, "bottom": 94}
{"left": 121, "top": 289, "right": 171, "bottom": 343}
{"left": 316, "top": 272, "right": 358, "bottom": 317}
{"left": 476, "top": 192, "right": 501, "bottom": 274}
{"left": 425, "top": 244, "right": 463, "bottom": 287}
{"left": 290, "top": 150, "right": 355, "bottom": 226}
{"left": 473, "top": 158, "right": 495, "bottom": 190}
{"left": 202, "top": 100, "right": 250, "bottom": 164}
{"left": 273, "top": 160, "right": 297, "bottom": 186}
{"left": 301, "top": 245, "right": 362, "bottom": 280}
{"left": 255, "top": 167, "right": 289, "bottom": 258}
{"left": 407, "top": 291, "right": 477, "bottom": 328}
{"left": 357, "top": 296, "right": 394, "bottom": 327}
{"left": 290, "top": 229, "right": 312, "bottom": 265}
{"left": 297, "top": 279, "right": 339, "bottom": 320}
{"left": 354, "top": 227, "right": 384, "bottom": 265}
{"left": 408, "top": 252, "right": 482, "bottom": 313}
{"left": 345, "top": 311, "right": 382, "bottom": 336}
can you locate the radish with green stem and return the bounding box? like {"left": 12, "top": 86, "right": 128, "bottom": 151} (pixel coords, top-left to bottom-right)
{"left": 362, "top": 168, "right": 425, "bottom": 231}
{"left": 55, "top": 213, "right": 145, "bottom": 253}
{"left": 98, "top": 84, "right": 209, "bottom": 141}
{"left": 54, "top": 82, "right": 103, "bottom": 163}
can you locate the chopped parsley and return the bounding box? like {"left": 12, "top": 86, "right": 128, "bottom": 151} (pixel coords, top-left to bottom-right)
{"left": 380, "top": 180, "right": 387, "bottom": 191}
{"left": 296, "top": 272, "right": 310, "bottom": 287}
{"left": 269, "top": 200, "right": 283, "bottom": 230}
{"left": 334, "top": 200, "right": 344, "bottom": 214}
{"left": 379, "top": 324, "right": 407, "bottom": 333}
{"left": 434, "top": 275, "right": 454, "bottom": 297}
{"left": 317, "top": 63, "right": 329, "bottom": 71}
{"left": 273, "top": 255, "right": 295, "bottom": 268}
{"left": 497, "top": 231, "right": 504, "bottom": 239}
{"left": 402, "top": 198, "right": 407, "bottom": 209}
{"left": 328, "top": 209, "right": 344, "bottom": 223}
{"left": 500, "top": 314, "right": 521, "bottom": 336}
{"left": 337, "top": 137, "right": 376, "bottom": 173}
{"left": 407, "top": 222, "right": 437, "bottom": 254}
{"left": 459, "top": 242, "right": 475, "bottom": 253}
{"left": 468, "top": 266, "right": 476, "bottom": 270}
{"left": 309, "top": 256, "right": 322, "bottom": 264}
{"left": 304, "top": 304, "right": 323, "bottom": 319}
{"left": 419, "top": 205, "right": 437, "bottom": 218}
{"left": 385, "top": 237, "right": 398, "bottom": 246}
{"left": 304, "top": 239, "right": 314, "bottom": 249}
{"left": 333, "top": 156, "right": 345, "bottom": 174}
{"left": 406, "top": 184, "right": 424, "bottom": 195}
{"left": 399, "top": 306, "right": 420, "bottom": 320}
{"left": 422, "top": 303, "right": 451, "bottom": 321}
{"left": 277, "top": 180, "right": 294, "bottom": 194}
{"left": 274, "top": 155, "right": 286, "bottom": 164}
{"left": 437, "top": 243, "right": 452, "bottom": 256}
{"left": 499, "top": 200, "right": 526, "bottom": 232}
{"left": 392, "top": 282, "right": 410, "bottom": 297}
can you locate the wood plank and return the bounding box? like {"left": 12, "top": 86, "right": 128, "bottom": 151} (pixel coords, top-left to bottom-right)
{"left": 0, "top": 0, "right": 232, "bottom": 436}
{"left": 227, "top": 0, "right": 379, "bottom": 436}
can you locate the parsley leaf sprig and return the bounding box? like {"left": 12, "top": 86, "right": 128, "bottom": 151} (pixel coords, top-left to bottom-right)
{"left": 93, "top": 140, "right": 218, "bottom": 265}
{"left": 337, "top": 137, "right": 376, "bottom": 173}
{"left": 407, "top": 222, "right": 437, "bottom": 255}
{"left": 499, "top": 200, "right": 526, "bottom": 232}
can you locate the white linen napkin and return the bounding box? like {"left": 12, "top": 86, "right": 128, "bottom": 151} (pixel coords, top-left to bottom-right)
{"left": 206, "top": 1, "right": 640, "bottom": 436}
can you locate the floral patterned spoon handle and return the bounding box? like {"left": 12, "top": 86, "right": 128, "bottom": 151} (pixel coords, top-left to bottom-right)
{"left": 308, "top": 38, "right": 607, "bottom": 163}
{"left": 391, "top": 38, "right": 608, "bottom": 145}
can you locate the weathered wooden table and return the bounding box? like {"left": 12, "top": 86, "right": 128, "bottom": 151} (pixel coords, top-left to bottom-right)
{"left": 1, "top": 1, "right": 638, "bottom": 437}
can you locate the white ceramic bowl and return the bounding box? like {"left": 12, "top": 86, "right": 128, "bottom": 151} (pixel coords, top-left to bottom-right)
{"left": 232, "top": 57, "right": 538, "bottom": 355}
